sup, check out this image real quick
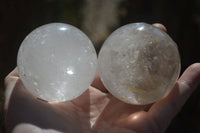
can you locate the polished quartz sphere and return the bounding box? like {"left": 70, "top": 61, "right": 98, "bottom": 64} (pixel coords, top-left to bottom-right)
{"left": 98, "top": 23, "right": 181, "bottom": 105}
{"left": 17, "top": 23, "right": 97, "bottom": 102}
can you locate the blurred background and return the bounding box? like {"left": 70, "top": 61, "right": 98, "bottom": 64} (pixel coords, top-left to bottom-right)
{"left": 0, "top": 0, "right": 199, "bottom": 132}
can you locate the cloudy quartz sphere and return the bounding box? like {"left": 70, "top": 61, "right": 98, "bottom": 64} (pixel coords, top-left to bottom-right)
{"left": 98, "top": 23, "right": 181, "bottom": 105}
{"left": 17, "top": 23, "right": 97, "bottom": 102}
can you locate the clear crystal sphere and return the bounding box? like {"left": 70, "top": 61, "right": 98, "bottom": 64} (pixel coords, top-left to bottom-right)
{"left": 17, "top": 23, "right": 97, "bottom": 102}
{"left": 98, "top": 23, "right": 181, "bottom": 105}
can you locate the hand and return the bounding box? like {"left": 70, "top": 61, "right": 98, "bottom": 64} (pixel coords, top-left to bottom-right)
{"left": 4, "top": 24, "right": 200, "bottom": 133}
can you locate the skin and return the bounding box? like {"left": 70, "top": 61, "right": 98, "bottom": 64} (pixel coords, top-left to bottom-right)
{"left": 4, "top": 24, "right": 200, "bottom": 133}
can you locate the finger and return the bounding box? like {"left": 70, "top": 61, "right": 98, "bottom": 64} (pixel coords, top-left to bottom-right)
{"left": 8, "top": 67, "right": 19, "bottom": 77}
{"left": 4, "top": 67, "right": 19, "bottom": 110}
{"left": 4, "top": 67, "right": 19, "bottom": 87}
{"left": 152, "top": 23, "right": 167, "bottom": 32}
{"left": 149, "top": 63, "right": 200, "bottom": 131}
{"left": 12, "top": 123, "right": 63, "bottom": 133}
{"left": 4, "top": 76, "right": 19, "bottom": 111}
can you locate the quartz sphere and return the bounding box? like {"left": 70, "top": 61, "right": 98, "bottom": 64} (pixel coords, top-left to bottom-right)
{"left": 98, "top": 23, "right": 181, "bottom": 105}
{"left": 17, "top": 23, "right": 97, "bottom": 102}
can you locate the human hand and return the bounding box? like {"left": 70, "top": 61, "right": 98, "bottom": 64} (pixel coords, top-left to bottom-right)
{"left": 4, "top": 24, "right": 200, "bottom": 133}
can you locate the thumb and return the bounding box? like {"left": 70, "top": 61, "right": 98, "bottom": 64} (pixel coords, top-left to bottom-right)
{"left": 4, "top": 68, "right": 19, "bottom": 111}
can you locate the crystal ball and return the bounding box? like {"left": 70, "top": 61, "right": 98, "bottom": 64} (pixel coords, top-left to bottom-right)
{"left": 98, "top": 23, "right": 181, "bottom": 105}
{"left": 17, "top": 23, "right": 97, "bottom": 102}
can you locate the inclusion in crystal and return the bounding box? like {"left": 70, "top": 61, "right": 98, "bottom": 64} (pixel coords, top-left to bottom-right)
{"left": 98, "top": 23, "right": 181, "bottom": 105}
{"left": 17, "top": 23, "right": 97, "bottom": 102}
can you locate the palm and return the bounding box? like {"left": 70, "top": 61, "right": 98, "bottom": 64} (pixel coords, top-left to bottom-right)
{"left": 54, "top": 86, "right": 155, "bottom": 133}
{"left": 5, "top": 77, "right": 155, "bottom": 133}
{"left": 5, "top": 63, "right": 200, "bottom": 133}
